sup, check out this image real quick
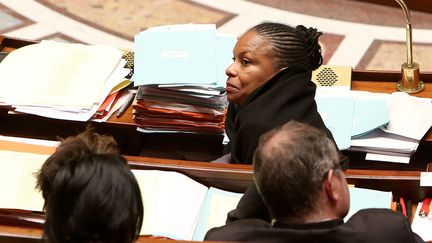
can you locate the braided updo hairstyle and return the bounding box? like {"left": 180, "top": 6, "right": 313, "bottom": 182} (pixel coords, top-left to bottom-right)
{"left": 252, "top": 22, "right": 323, "bottom": 71}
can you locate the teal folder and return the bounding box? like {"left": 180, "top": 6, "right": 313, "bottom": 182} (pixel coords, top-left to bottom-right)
{"left": 192, "top": 187, "right": 243, "bottom": 241}
{"left": 351, "top": 97, "right": 389, "bottom": 137}
{"left": 133, "top": 24, "right": 235, "bottom": 88}
{"left": 316, "top": 95, "right": 355, "bottom": 150}
{"left": 345, "top": 187, "right": 392, "bottom": 221}
{"left": 215, "top": 33, "right": 236, "bottom": 87}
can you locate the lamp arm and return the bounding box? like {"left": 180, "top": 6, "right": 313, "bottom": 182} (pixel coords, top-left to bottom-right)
{"left": 395, "top": 0, "right": 413, "bottom": 67}
{"left": 394, "top": 0, "right": 424, "bottom": 93}
{"left": 394, "top": 0, "right": 411, "bottom": 24}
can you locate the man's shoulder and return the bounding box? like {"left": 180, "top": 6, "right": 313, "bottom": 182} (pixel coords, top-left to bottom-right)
{"left": 204, "top": 218, "right": 271, "bottom": 242}
{"left": 348, "top": 208, "right": 407, "bottom": 223}
{"left": 344, "top": 208, "right": 423, "bottom": 243}
{"left": 205, "top": 209, "right": 424, "bottom": 243}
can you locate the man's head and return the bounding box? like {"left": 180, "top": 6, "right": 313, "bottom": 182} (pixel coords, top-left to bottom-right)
{"left": 37, "top": 127, "right": 119, "bottom": 201}
{"left": 36, "top": 128, "right": 143, "bottom": 243}
{"left": 253, "top": 121, "right": 349, "bottom": 225}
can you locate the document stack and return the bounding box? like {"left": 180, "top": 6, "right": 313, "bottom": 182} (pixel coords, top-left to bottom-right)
{"left": 132, "top": 24, "right": 236, "bottom": 134}
{"left": 133, "top": 85, "right": 227, "bottom": 134}
{"left": 316, "top": 82, "right": 432, "bottom": 163}
{"left": 0, "top": 40, "right": 132, "bottom": 121}
{"left": 131, "top": 170, "right": 243, "bottom": 241}
{"left": 350, "top": 92, "right": 432, "bottom": 163}
{"left": 315, "top": 81, "right": 390, "bottom": 151}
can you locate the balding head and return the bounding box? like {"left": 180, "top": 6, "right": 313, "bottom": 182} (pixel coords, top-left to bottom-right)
{"left": 253, "top": 121, "right": 340, "bottom": 224}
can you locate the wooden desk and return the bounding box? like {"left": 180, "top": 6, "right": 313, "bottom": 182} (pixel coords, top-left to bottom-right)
{"left": 1, "top": 36, "right": 432, "bottom": 167}
{"left": 0, "top": 153, "right": 429, "bottom": 241}
{"left": 127, "top": 155, "right": 432, "bottom": 202}
{"left": 0, "top": 36, "right": 224, "bottom": 161}
{"left": 1, "top": 138, "right": 429, "bottom": 201}
{"left": 0, "top": 140, "right": 234, "bottom": 242}
{"left": 0, "top": 227, "right": 226, "bottom": 243}
{"left": 1, "top": 36, "right": 431, "bottom": 242}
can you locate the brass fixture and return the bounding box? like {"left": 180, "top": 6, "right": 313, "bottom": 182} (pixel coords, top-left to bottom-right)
{"left": 395, "top": 0, "right": 424, "bottom": 93}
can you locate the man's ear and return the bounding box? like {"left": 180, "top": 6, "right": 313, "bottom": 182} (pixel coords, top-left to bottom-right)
{"left": 323, "top": 169, "right": 338, "bottom": 203}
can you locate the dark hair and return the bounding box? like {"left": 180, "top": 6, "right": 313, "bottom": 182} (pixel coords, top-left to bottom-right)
{"left": 251, "top": 22, "right": 323, "bottom": 71}
{"left": 36, "top": 127, "right": 119, "bottom": 201}
{"left": 44, "top": 153, "right": 143, "bottom": 243}
{"left": 36, "top": 128, "right": 143, "bottom": 243}
{"left": 253, "top": 121, "right": 339, "bottom": 223}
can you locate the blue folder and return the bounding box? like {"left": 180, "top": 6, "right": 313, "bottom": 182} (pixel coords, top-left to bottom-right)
{"left": 351, "top": 97, "right": 389, "bottom": 137}
{"left": 133, "top": 24, "right": 235, "bottom": 88}
{"left": 316, "top": 95, "right": 355, "bottom": 150}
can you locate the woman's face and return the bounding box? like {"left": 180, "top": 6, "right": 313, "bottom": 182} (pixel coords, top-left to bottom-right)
{"left": 225, "top": 30, "right": 280, "bottom": 106}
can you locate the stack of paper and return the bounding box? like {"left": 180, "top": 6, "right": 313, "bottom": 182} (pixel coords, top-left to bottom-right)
{"left": 133, "top": 24, "right": 234, "bottom": 88}
{"left": 132, "top": 24, "right": 235, "bottom": 134}
{"left": 315, "top": 90, "right": 390, "bottom": 150}
{"left": 132, "top": 170, "right": 208, "bottom": 240}
{"left": 130, "top": 170, "right": 243, "bottom": 241}
{"left": 0, "top": 40, "right": 131, "bottom": 121}
{"left": 133, "top": 85, "right": 227, "bottom": 134}
{"left": 350, "top": 129, "right": 419, "bottom": 156}
{"left": 316, "top": 88, "right": 431, "bottom": 162}
{"left": 350, "top": 92, "right": 432, "bottom": 162}
{"left": 0, "top": 150, "right": 47, "bottom": 211}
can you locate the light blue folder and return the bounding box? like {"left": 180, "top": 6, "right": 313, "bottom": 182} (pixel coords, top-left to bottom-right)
{"left": 345, "top": 187, "right": 392, "bottom": 221}
{"left": 134, "top": 25, "right": 216, "bottom": 86}
{"left": 351, "top": 97, "right": 389, "bottom": 137}
{"left": 133, "top": 24, "right": 235, "bottom": 88}
{"left": 192, "top": 187, "right": 243, "bottom": 241}
{"left": 316, "top": 95, "right": 355, "bottom": 150}
{"left": 215, "top": 33, "right": 236, "bottom": 87}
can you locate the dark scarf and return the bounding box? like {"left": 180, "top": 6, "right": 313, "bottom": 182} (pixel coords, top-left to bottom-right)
{"left": 225, "top": 66, "right": 332, "bottom": 164}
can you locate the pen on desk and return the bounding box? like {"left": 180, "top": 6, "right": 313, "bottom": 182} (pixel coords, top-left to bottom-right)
{"left": 406, "top": 200, "right": 412, "bottom": 221}
{"left": 116, "top": 91, "right": 136, "bottom": 118}
{"left": 399, "top": 197, "right": 407, "bottom": 217}
{"left": 419, "top": 198, "right": 431, "bottom": 218}
{"left": 429, "top": 199, "right": 432, "bottom": 219}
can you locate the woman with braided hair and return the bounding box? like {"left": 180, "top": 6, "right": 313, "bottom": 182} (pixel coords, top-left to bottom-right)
{"left": 224, "top": 22, "right": 331, "bottom": 165}
{"left": 220, "top": 22, "right": 341, "bottom": 224}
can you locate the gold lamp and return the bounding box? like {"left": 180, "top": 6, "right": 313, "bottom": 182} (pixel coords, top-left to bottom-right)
{"left": 395, "top": 0, "right": 424, "bottom": 93}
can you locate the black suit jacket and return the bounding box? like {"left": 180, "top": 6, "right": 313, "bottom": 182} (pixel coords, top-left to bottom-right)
{"left": 205, "top": 208, "right": 424, "bottom": 243}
